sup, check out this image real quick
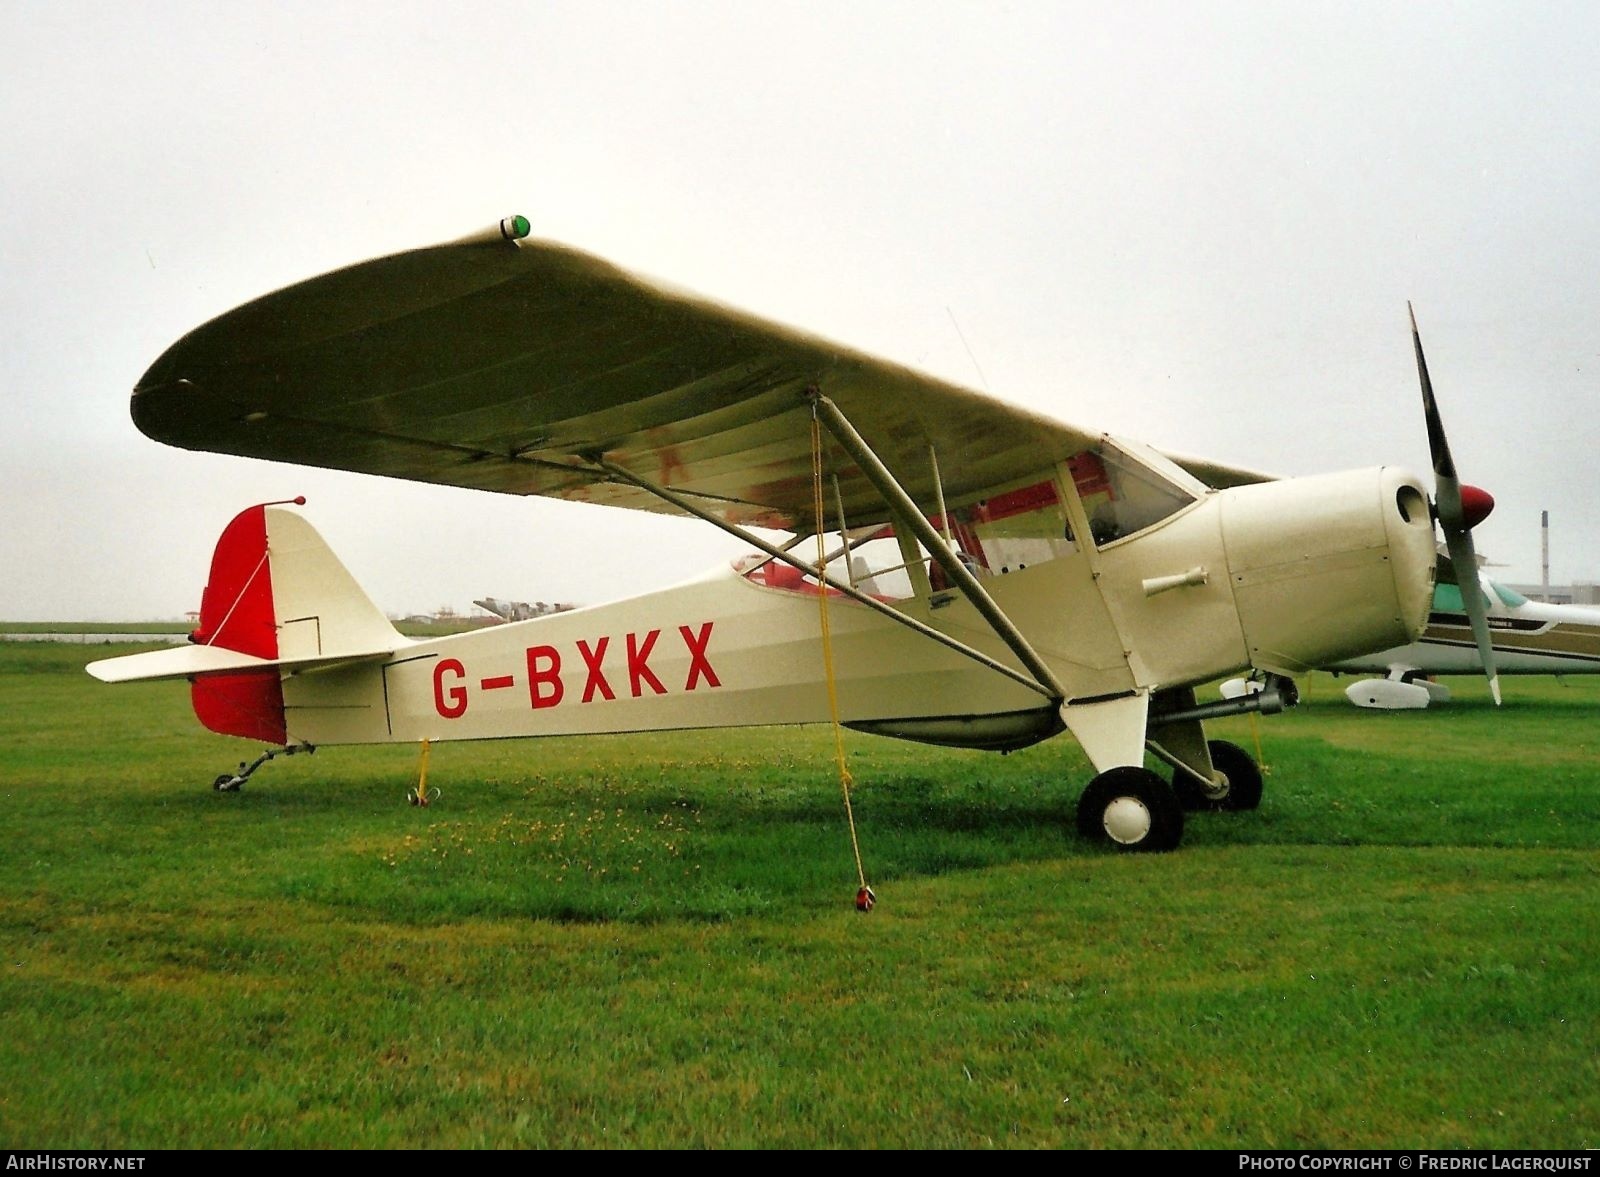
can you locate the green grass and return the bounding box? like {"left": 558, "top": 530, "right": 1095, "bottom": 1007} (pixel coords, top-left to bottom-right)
{"left": 1, "top": 642, "right": 1596, "bottom": 1148}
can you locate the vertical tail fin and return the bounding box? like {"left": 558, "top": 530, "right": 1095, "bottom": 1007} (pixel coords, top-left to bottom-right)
{"left": 173, "top": 503, "right": 403, "bottom": 744}
{"left": 248, "top": 507, "right": 401, "bottom": 662}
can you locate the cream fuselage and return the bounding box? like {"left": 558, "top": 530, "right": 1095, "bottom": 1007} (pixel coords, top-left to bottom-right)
{"left": 278, "top": 464, "right": 1437, "bottom": 750}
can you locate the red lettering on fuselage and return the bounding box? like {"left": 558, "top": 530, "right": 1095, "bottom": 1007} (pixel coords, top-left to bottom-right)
{"left": 679, "top": 622, "right": 721, "bottom": 690}
{"left": 577, "top": 637, "right": 614, "bottom": 703}
{"left": 626, "top": 629, "right": 666, "bottom": 697}
{"left": 433, "top": 658, "right": 468, "bottom": 718}
{"left": 430, "top": 622, "right": 720, "bottom": 720}
{"left": 526, "top": 645, "right": 563, "bottom": 709}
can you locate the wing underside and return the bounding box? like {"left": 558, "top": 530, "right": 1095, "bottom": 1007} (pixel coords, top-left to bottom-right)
{"left": 132, "top": 232, "right": 1109, "bottom": 529}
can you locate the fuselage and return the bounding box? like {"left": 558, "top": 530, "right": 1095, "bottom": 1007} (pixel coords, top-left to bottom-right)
{"left": 276, "top": 455, "right": 1438, "bottom": 750}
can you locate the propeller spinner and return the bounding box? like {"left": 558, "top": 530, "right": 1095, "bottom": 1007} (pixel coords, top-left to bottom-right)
{"left": 1410, "top": 303, "right": 1501, "bottom": 704}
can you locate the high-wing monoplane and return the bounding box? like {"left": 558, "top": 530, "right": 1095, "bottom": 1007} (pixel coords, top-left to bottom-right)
{"left": 1326, "top": 571, "right": 1600, "bottom": 708}
{"left": 90, "top": 216, "right": 1464, "bottom": 852}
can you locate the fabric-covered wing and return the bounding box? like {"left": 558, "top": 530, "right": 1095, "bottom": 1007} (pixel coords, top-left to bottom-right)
{"left": 133, "top": 228, "right": 1105, "bottom": 530}
{"left": 1160, "top": 450, "right": 1277, "bottom": 490}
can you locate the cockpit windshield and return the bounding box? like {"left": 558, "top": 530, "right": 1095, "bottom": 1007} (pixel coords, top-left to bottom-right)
{"left": 1491, "top": 581, "right": 1528, "bottom": 607}
{"left": 1075, "top": 441, "right": 1198, "bottom": 547}
{"left": 1432, "top": 581, "right": 1494, "bottom": 612}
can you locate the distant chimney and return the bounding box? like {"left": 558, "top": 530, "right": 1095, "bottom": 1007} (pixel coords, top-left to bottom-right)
{"left": 1542, "top": 510, "right": 1550, "bottom": 599}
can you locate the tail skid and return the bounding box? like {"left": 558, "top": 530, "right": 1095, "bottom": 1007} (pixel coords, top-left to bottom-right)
{"left": 87, "top": 503, "right": 407, "bottom": 743}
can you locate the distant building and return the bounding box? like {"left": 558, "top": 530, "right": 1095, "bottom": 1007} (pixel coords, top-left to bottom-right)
{"left": 1506, "top": 582, "right": 1600, "bottom": 606}
{"left": 472, "top": 598, "right": 573, "bottom": 622}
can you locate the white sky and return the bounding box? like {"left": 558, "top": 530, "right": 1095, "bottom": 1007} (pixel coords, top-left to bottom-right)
{"left": 3, "top": 1, "right": 1597, "bottom": 620}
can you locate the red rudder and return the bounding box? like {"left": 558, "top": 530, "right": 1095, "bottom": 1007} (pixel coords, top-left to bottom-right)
{"left": 189, "top": 505, "right": 287, "bottom": 744}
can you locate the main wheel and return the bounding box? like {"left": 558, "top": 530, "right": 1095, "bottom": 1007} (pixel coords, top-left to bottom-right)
{"left": 1076, "top": 766, "right": 1184, "bottom": 852}
{"left": 1173, "top": 739, "right": 1262, "bottom": 811}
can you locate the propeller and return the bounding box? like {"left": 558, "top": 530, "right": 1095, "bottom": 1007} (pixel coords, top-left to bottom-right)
{"left": 1410, "top": 302, "right": 1501, "bottom": 704}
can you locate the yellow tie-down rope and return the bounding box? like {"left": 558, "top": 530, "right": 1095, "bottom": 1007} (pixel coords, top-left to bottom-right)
{"left": 1247, "top": 711, "right": 1268, "bottom": 776}
{"left": 810, "top": 408, "right": 875, "bottom": 913}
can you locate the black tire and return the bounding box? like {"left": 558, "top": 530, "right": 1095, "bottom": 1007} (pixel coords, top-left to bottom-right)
{"left": 212, "top": 774, "right": 239, "bottom": 792}
{"left": 1174, "top": 739, "right": 1263, "bottom": 811}
{"left": 1076, "top": 766, "right": 1184, "bottom": 852}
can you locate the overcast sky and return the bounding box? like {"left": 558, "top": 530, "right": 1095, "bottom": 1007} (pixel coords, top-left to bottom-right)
{"left": 4, "top": 1, "right": 1597, "bottom": 620}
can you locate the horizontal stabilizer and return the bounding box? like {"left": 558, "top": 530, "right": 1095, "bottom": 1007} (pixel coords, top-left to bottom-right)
{"left": 86, "top": 641, "right": 396, "bottom": 684}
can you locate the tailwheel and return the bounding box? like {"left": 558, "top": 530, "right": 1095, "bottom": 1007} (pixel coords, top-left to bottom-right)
{"left": 1173, "top": 739, "right": 1262, "bottom": 811}
{"left": 1076, "top": 766, "right": 1184, "bottom": 852}
{"left": 207, "top": 744, "right": 314, "bottom": 793}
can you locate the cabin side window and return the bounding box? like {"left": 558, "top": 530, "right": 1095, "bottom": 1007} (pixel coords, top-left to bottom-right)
{"left": 737, "top": 527, "right": 921, "bottom": 602}
{"left": 943, "top": 477, "right": 1075, "bottom": 576}
{"left": 736, "top": 475, "right": 1080, "bottom": 599}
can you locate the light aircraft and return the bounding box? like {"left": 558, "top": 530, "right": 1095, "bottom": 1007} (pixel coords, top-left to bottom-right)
{"left": 1324, "top": 572, "right": 1600, "bottom": 709}
{"left": 88, "top": 215, "right": 1490, "bottom": 852}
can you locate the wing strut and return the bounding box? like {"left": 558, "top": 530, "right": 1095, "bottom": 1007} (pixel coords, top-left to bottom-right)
{"left": 808, "top": 392, "right": 1069, "bottom": 701}
{"left": 591, "top": 456, "right": 1054, "bottom": 700}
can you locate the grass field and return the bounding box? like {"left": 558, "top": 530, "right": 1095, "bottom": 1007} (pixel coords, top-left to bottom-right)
{"left": 1, "top": 640, "right": 1595, "bottom": 1148}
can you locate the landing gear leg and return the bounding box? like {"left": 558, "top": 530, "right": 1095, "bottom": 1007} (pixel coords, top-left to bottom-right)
{"left": 211, "top": 743, "right": 315, "bottom": 791}
{"left": 1154, "top": 738, "right": 1263, "bottom": 811}
{"left": 1146, "top": 682, "right": 1282, "bottom": 812}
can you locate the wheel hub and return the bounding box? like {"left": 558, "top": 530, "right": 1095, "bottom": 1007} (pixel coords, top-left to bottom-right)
{"left": 1102, "top": 795, "right": 1153, "bottom": 844}
{"left": 1202, "top": 770, "right": 1231, "bottom": 802}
